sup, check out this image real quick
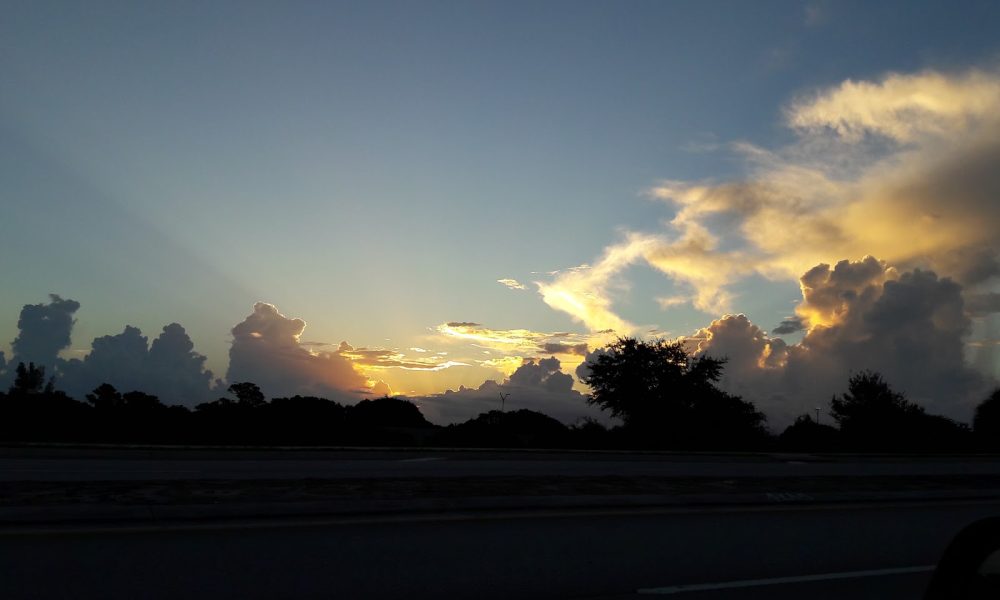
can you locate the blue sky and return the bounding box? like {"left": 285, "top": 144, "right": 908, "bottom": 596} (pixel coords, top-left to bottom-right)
{"left": 2, "top": 1, "right": 999, "bottom": 420}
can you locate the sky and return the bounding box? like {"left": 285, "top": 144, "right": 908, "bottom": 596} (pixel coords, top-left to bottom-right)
{"left": 1, "top": 0, "right": 999, "bottom": 427}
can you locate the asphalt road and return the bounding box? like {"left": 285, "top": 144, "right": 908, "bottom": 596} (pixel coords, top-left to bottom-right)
{"left": 3, "top": 448, "right": 1000, "bottom": 481}
{"left": 2, "top": 500, "right": 997, "bottom": 599}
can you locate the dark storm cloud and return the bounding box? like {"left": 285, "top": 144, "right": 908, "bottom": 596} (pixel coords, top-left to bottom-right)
{"left": 10, "top": 294, "right": 80, "bottom": 370}
{"left": 771, "top": 317, "right": 805, "bottom": 335}
{"left": 59, "top": 322, "right": 215, "bottom": 406}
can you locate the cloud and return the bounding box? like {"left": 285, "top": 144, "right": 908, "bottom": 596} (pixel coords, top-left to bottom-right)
{"left": 59, "top": 322, "right": 215, "bottom": 406}
{"left": 417, "top": 356, "right": 604, "bottom": 425}
{"left": 62, "top": 326, "right": 150, "bottom": 395}
{"left": 771, "top": 318, "right": 804, "bottom": 335}
{"left": 371, "top": 380, "right": 393, "bottom": 397}
{"left": 536, "top": 235, "right": 654, "bottom": 333}
{"left": 10, "top": 294, "right": 80, "bottom": 371}
{"left": 540, "top": 342, "right": 589, "bottom": 356}
{"left": 336, "top": 345, "right": 469, "bottom": 371}
{"left": 497, "top": 278, "right": 528, "bottom": 291}
{"left": 787, "top": 70, "right": 1000, "bottom": 143}
{"left": 686, "top": 259, "right": 992, "bottom": 427}
{"left": 967, "top": 293, "right": 1000, "bottom": 317}
{"left": 436, "top": 321, "right": 597, "bottom": 356}
{"left": 536, "top": 68, "right": 1000, "bottom": 329}
{"left": 227, "top": 302, "right": 369, "bottom": 400}
{"left": 146, "top": 323, "right": 216, "bottom": 404}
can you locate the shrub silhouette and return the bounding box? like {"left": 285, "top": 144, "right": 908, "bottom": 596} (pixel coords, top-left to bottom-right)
{"left": 779, "top": 415, "right": 840, "bottom": 452}
{"left": 350, "top": 397, "right": 432, "bottom": 429}
{"left": 433, "top": 409, "right": 569, "bottom": 448}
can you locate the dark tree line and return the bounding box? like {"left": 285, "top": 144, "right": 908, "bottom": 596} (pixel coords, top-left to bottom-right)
{"left": 1, "top": 339, "right": 999, "bottom": 451}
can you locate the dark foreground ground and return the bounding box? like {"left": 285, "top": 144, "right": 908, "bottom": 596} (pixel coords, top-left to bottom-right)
{"left": 3, "top": 446, "right": 1000, "bottom": 599}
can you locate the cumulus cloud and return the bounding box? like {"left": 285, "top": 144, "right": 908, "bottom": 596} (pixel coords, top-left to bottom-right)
{"left": 536, "top": 68, "right": 1000, "bottom": 329}
{"left": 418, "top": 356, "right": 604, "bottom": 425}
{"left": 227, "top": 302, "right": 369, "bottom": 400}
{"left": 10, "top": 294, "right": 80, "bottom": 371}
{"left": 62, "top": 326, "right": 150, "bottom": 395}
{"left": 686, "top": 259, "right": 992, "bottom": 427}
{"left": 58, "top": 322, "right": 215, "bottom": 405}
{"left": 371, "top": 380, "right": 393, "bottom": 397}
{"left": 146, "top": 323, "right": 216, "bottom": 404}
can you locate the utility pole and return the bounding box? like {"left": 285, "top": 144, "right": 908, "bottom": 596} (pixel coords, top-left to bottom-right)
{"left": 499, "top": 392, "right": 510, "bottom": 414}
{"left": 814, "top": 407, "right": 821, "bottom": 424}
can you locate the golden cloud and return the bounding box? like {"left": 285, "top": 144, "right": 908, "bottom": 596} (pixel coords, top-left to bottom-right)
{"left": 536, "top": 68, "right": 1000, "bottom": 329}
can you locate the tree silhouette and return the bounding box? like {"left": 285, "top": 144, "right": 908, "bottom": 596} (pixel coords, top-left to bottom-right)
{"left": 228, "top": 382, "right": 265, "bottom": 408}
{"left": 86, "top": 383, "right": 123, "bottom": 410}
{"left": 582, "top": 337, "right": 767, "bottom": 448}
{"left": 829, "top": 370, "right": 970, "bottom": 451}
{"left": 10, "top": 362, "right": 49, "bottom": 396}
{"left": 973, "top": 388, "right": 1000, "bottom": 449}
{"left": 829, "top": 370, "right": 923, "bottom": 439}
{"left": 121, "top": 390, "right": 163, "bottom": 411}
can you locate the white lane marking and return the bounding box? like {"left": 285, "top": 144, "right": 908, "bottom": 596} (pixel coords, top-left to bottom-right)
{"left": 636, "top": 565, "right": 936, "bottom": 594}
{"left": 398, "top": 457, "right": 444, "bottom": 463}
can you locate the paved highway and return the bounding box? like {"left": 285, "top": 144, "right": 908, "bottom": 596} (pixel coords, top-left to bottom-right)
{"left": 2, "top": 500, "right": 997, "bottom": 599}
{"left": 3, "top": 448, "right": 1000, "bottom": 481}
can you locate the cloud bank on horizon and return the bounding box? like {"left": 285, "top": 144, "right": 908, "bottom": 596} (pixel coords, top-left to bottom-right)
{"left": 0, "top": 296, "right": 599, "bottom": 424}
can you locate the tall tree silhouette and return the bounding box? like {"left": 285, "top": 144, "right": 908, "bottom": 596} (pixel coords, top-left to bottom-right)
{"left": 228, "top": 382, "right": 265, "bottom": 408}
{"left": 830, "top": 370, "right": 923, "bottom": 437}
{"left": 10, "top": 362, "right": 51, "bottom": 396}
{"left": 582, "top": 337, "right": 766, "bottom": 448}
{"left": 974, "top": 388, "right": 1000, "bottom": 449}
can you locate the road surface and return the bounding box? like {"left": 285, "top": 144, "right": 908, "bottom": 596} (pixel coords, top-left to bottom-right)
{"left": 3, "top": 448, "right": 1000, "bottom": 481}
{"left": 2, "top": 500, "right": 996, "bottom": 599}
